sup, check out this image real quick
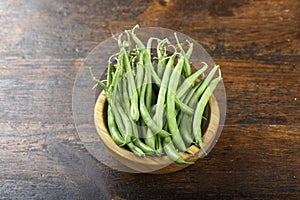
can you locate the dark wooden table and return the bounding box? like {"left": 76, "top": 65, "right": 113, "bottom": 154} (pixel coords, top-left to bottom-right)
{"left": 1, "top": 0, "right": 299, "bottom": 199}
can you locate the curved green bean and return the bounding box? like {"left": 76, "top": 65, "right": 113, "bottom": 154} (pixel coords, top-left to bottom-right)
{"left": 193, "top": 74, "right": 222, "bottom": 152}
{"left": 163, "top": 137, "right": 194, "bottom": 164}
{"left": 107, "top": 105, "right": 125, "bottom": 146}
{"left": 127, "top": 142, "right": 145, "bottom": 157}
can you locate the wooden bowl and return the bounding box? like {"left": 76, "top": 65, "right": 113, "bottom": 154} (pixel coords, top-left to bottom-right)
{"left": 94, "top": 91, "right": 220, "bottom": 174}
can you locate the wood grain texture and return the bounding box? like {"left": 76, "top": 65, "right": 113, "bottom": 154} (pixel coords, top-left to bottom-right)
{"left": 0, "top": 0, "right": 299, "bottom": 199}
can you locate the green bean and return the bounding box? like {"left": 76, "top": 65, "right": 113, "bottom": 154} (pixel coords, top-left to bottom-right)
{"left": 176, "top": 62, "right": 208, "bottom": 99}
{"left": 124, "top": 51, "right": 140, "bottom": 121}
{"left": 145, "top": 53, "right": 176, "bottom": 150}
{"left": 128, "top": 25, "right": 145, "bottom": 48}
{"left": 146, "top": 37, "right": 161, "bottom": 63}
{"left": 134, "top": 52, "right": 148, "bottom": 138}
{"left": 124, "top": 29, "right": 131, "bottom": 52}
{"left": 166, "top": 55, "right": 187, "bottom": 151}
{"left": 107, "top": 54, "right": 124, "bottom": 94}
{"left": 155, "top": 135, "right": 163, "bottom": 156}
{"left": 133, "top": 137, "right": 155, "bottom": 154}
{"left": 145, "top": 67, "right": 152, "bottom": 111}
{"left": 111, "top": 85, "right": 134, "bottom": 144}
{"left": 109, "top": 100, "right": 131, "bottom": 144}
{"left": 114, "top": 72, "right": 153, "bottom": 155}
{"left": 122, "top": 76, "right": 131, "bottom": 114}
{"left": 154, "top": 54, "right": 176, "bottom": 128}
{"left": 185, "top": 41, "right": 193, "bottom": 60}
{"left": 145, "top": 37, "right": 162, "bottom": 111}
{"left": 121, "top": 79, "right": 153, "bottom": 153}
{"left": 177, "top": 64, "right": 219, "bottom": 136}
{"left": 174, "top": 32, "right": 192, "bottom": 77}
{"left": 107, "top": 105, "right": 125, "bottom": 146}
{"left": 143, "top": 67, "right": 156, "bottom": 149}
{"left": 119, "top": 33, "right": 139, "bottom": 121}
{"left": 89, "top": 67, "right": 108, "bottom": 92}
{"left": 128, "top": 104, "right": 155, "bottom": 154}
{"left": 193, "top": 74, "right": 222, "bottom": 152}
{"left": 156, "top": 39, "right": 169, "bottom": 78}
{"left": 139, "top": 67, "right": 171, "bottom": 138}
{"left": 125, "top": 46, "right": 194, "bottom": 116}
{"left": 182, "top": 42, "right": 193, "bottom": 77}
{"left": 174, "top": 98, "right": 194, "bottom": 115}
{"left": 178, "top": 83, "right": 202, "bottom": 144}
{"left": 163, "top": 137, "right": 194, "bottom": 164}
{"left": 107, "top": 63, "right": 116, "bottom": 88}
{"left": 129, "top": 27, "right": 162, "bottom": 87}
{"left": 188, "top": 65, "right": 220, "bottom": 108}
{"left": 135, "top": 51, "right": 144, "bottom": 95}
{"left": 116, "top": 82, "right": 153, "bottom": 155}
{"left": 144, "top": 130, "right": 156, "bottom": 150}
{"left": 127, "top": 142, "right": 145, "bottom": 157}
{"left": 141, "top": 67, "right": 156, "bottom": 149}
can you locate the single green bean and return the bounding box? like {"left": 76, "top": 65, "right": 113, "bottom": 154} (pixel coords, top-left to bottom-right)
{"left": 107, "top": 63, "right": 116, "bottom": 88}
{"left": 145, "top": 37, "right": 162, "bottom": 111}
{"left": 155, "top": 135, "right": 163, "bottom": 156}
{"left": 193, "top": 75, "right": 222, "bottom": 152}
{"left": 154, "top": 53, "right": 176, "bottom": 128}
{"left": 163, "top": 136, "right": 194, "bottom": 164}
{"left": 156, "top": 39, "right": 169, "bottom": 78}
{"left": 174, "top": 32, "right": 192, "bottom": 77}
{"left": 185, "top": 41, "right": 193, "bottom": 60}
{"left": 123, "top": 48, "right": 140, "bottom": 121}
{"left": 182, "top": 42, "right": 194, "bottom": 77}
{"left": 107, "top": 105, "right": 125, "bottom": 146}
{"left": 108, "top": 53, "right": 124, "bottom": 94}
{"left": 121, "top": 76, "right": 131, "bottom": 115}
{"left": 135, "top": 51, "right": 144, "bottom": 95}
{"left": 143, "top": 67, "right": 156, "bottom": 149}
{"left": 166, "top": 55, "right": 187, "bottom": 151}
{"left": 145, "top": 66, "right": 152, "bottom": 111}
{"left": 174, "top": 98, "right": 194, "bottom": 115}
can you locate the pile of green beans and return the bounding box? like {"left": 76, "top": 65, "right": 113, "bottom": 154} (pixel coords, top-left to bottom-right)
{"left": 91, "top": 25, "right": 222, "bottom": 164}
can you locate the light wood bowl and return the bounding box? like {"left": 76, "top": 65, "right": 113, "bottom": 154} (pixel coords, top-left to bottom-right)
{"left": 94, "top": 91, "right": 220, "bottom": 174}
